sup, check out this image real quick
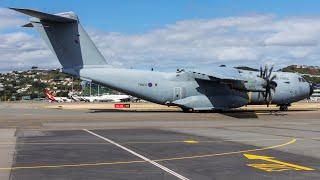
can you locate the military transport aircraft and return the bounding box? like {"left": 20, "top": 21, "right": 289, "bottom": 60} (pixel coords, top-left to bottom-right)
{"left": 11, "top": 8, "right": 314, "bottom": 112}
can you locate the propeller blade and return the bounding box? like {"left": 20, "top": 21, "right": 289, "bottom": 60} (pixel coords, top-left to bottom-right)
{"left": 267, "top": 66, "right": 273, "bottom": 79}
{"left": 270, "top": 82, "right": 277, "bottom": 90}
{"left": 266, "top": 90, "right": 270, "bottom": 107}
{"left": 263, "top": 66, "right": 267, "bottom": 78}
{"left": 259, "top": 65, "right": 277, "bottom": 107}
{"left": 269, "top": 66, "right": 273, "bottom": 73}
{"left": 262, "top": 91, "right": 266, "bottom": 100}
{"left": 270, "top": 75, "right": 277, "bottom": 81}
{"left": 268, "top": 90, "right": 272, "bottom": 101}
{"left": 264, "top": 91, "right": 268, "bottom": 102}
{"left": 269, "top": 91, "right": 273, "bottom": 105}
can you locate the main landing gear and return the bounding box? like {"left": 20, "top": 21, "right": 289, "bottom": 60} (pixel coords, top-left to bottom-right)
{"left": 181, "top": 108, "right": 194, "bottom": 113}
{"left": 279, "top": 104, "right": 290, "bottom": 111}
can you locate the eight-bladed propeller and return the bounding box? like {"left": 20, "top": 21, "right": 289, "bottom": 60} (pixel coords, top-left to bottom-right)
{"left": 259, "top": 65, "right": 278, "bottom": 106}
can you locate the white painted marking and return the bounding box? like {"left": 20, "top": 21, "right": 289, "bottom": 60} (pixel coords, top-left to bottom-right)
{"left": 83, "top": 129, "right": 189, "bottom": 180}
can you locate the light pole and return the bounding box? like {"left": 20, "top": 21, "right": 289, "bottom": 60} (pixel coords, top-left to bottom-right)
{"left": 71, "top": 76, "right": 74, "bottom": 92}
{"left": 89, "top": 82, "right": 92, "bottom": 96}
{"left": 0, "top": 83, "right": 3, "bottom": 101}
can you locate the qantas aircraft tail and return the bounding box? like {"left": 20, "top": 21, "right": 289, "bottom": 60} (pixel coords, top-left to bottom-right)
{"left": 43, "top": 88, "right": 56, "bottom": 102}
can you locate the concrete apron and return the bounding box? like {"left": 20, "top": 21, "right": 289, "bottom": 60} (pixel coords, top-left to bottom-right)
{"left": 0, "top": 129, "right": 16, "bottom": 180}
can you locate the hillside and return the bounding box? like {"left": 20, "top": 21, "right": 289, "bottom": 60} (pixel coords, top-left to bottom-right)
{"left": 280, "top": 65, "right": 320, "bottom": 83}
{"left": 0, "top": 69, "right": 114, "bottom": 101}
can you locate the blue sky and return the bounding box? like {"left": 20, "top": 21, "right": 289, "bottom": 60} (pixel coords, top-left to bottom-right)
{"left": 1, "top": 1, "right": 320, "bottom": 72}
{"left": 2, "top": 0, "right": 320, "bottom": 33}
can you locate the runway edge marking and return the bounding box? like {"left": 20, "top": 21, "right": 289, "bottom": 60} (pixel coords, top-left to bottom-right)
{"left": 83, "top": 129, "right": 190, "bottom": 180}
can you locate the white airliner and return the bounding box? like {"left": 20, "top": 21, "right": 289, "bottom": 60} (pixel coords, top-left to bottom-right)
{"left": 70, "top": 94, "right": 131, "bottom": 102}
{"left": 44, "top": 88, "right": 72, "bottom": 103}
{"left": 45, "top": 88, "right": 130, "bottom": 103}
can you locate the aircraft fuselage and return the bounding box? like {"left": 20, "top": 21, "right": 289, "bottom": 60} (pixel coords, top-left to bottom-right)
{"left": 76, "top": 67, "right": 311, "bottom": 110}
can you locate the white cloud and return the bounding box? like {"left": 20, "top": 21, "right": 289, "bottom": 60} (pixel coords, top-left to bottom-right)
{"left": 1, "top": 9, "right": 320, "bottom": 72}
{"left": 263, "top": 18, "right": 320, "bottom": 46}
{"left": 0, "top": 8, "right": 58, "bottom": 72}
{"left": 0, "top": 8, "right": 25, "bottom": 30}
{"left": 90, "top": 14, "right": 320, "bottom": 69}
{"left": 0, "top": 30, "right": 59, "bottom": 71}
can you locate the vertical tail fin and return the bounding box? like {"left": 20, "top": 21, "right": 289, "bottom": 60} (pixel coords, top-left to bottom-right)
{"left": 10, "top": 8, "right": 107, "bottom": 74}
{"left": 43, "top": 88, "right": 56, "bottom": 101}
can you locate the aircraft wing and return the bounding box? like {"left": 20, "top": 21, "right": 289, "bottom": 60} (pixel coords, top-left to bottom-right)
{"left": 189, "top": 66, "right": 244, "bottom": 83}
{"left": 189, "top": 66, "right": 265, "bottom": 92}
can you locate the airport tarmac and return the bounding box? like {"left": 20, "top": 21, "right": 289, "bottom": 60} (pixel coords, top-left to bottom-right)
{"left": 0, "top": 102, "right": 319, "bottom": 180}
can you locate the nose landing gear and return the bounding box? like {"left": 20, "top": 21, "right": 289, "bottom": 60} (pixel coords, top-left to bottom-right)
{"left": 279, "top": 104, "right": 290, "bottom": 111}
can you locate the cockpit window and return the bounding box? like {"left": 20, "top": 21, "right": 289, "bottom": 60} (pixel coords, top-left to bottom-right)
{"left": 298, "top": 77, "right": 306, "bottom": 82}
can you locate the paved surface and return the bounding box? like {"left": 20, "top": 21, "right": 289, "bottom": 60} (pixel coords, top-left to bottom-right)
{"left": 7, "top": 129, "right": 320, "bottom": 180}
{"left": 0, "top": 102, "right": 319, "bottom": 179}
{"left": 0, "top": 129, "right": 15, "bottom": 180}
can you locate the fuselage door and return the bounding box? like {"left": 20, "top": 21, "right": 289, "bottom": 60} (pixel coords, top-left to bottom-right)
{"left": 173, "top": 87, "right": 182, "bottom": 101}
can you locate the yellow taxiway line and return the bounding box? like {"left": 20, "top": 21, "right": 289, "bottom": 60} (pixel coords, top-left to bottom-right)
{"left": 0, "top": 138, "right": 297, "bottom": 171}
{"left": 244, "top": 153, "right": 314, "bottom": 171}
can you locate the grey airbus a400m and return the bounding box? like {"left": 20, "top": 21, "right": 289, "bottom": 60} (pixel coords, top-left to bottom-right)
{"left": 12, "top": 8, "right": 314, "bottom": 112}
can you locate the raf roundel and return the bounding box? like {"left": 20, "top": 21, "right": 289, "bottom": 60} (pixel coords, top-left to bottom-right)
{"left": 148, "top": 82, "right": 153, "bottom": 87}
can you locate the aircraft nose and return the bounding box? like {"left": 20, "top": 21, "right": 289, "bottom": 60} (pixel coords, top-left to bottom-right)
{"left": 309, "top": 83, "right": 314, "bottom": 97}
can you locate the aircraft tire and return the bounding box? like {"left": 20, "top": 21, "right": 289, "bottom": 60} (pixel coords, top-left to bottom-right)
{"left": 182, "top": 108, "right": 194, "bottom": 113}
{"left": 279, "top": 105, "right": 288, "bottom": 111}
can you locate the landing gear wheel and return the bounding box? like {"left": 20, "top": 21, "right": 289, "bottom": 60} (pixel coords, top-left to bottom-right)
{"left": 279, "top": 105, "right": 288, "bottom": 111}
{"left": 181, "top": 108, "right": 194, "bottom": 113}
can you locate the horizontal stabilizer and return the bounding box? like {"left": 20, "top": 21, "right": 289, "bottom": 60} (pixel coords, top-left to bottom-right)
{"left": 9, "top": 8, "right": 77, "bottom": 22}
